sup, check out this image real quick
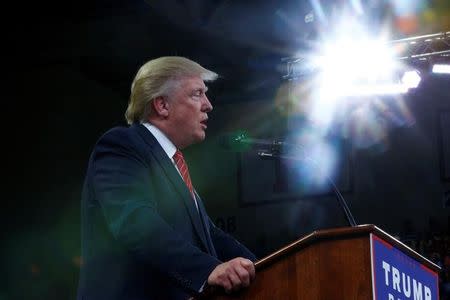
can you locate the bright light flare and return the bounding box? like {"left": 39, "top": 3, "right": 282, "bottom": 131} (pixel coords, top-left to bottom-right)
{"left": 307, "top": 25, "right": 404, "bottom": 128}
{"left": 345, "top": 84, "right": 408, "bottom": 96}
{"left": 316, "top": 39, "right": 397, "bottom": 83}
{"left": 287, "top": 14, "right": 419, "bottom": 153}
{"left": 432, "top": 64, "right": 450, "bottom": 74}
{"left": 313, "top": 37, "right": 400, "bottom": 98}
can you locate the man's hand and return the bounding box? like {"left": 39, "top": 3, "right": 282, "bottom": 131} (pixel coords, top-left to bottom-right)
{"left": 207, "top": 257, "right": 255, "bottom": 293}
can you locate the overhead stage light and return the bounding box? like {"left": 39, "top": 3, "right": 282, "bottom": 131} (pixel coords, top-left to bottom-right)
{"left": 432, "top": 64, "right": 450, "bottom": 74}
{"left": 401, "top": 70, "right": 421, "bottom": 89}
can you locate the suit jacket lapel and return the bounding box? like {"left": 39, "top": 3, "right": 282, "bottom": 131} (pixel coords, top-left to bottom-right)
{"left": 132, "top": 124, "right": 210, "bottom": 252}
{"left": 195, "top": 191, "right": 218, "bottom": 257}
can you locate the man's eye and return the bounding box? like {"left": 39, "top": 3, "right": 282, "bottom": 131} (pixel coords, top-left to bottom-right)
{"left": 194, "top": 90, "right": 203, "bottom": 97}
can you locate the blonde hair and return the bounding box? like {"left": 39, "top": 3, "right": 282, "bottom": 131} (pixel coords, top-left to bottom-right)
{"left": 125, "top": 56, "right": 218, "bottom": 124}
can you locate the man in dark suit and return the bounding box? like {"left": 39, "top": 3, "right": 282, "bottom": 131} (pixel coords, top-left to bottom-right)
{"left": 77, "top": 56, "right": 256, "bottom": 300}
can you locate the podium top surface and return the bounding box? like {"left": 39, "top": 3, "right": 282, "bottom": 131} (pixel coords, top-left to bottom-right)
{"left": 255, "top": 224, "right": 441, "bottom": 273}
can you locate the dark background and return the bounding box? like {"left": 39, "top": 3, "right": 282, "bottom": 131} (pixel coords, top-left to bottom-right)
{"left": 3, "top": 0, "right": 450, "bottom": 299}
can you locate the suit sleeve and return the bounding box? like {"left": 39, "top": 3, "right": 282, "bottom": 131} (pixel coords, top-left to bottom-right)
{"left": 91, "top": 130, "right": 221, "bottom": 293}
{"left": 208, "top": 218, "right": 257, "bottom": 262}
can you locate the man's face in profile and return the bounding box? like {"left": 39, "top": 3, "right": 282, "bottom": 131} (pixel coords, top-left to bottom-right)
{"left": 166, "top": 76, "right": 213, "bottom": 149}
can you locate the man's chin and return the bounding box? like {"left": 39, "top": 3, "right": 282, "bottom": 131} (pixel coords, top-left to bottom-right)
{"left": 189, "top": 132, "right": 206, "bottom": 146}
{"left": 197, "top": 132, "right": 206, "bottom": 142}
{"left": 197, "top": 131, "right": 206, "bottom": 143}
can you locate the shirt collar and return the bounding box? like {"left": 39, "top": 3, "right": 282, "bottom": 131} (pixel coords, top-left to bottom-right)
{"left": 142, "top": 122, "right": 177, "bottom": 160}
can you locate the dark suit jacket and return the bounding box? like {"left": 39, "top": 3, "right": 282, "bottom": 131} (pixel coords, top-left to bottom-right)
{"left": 77, "top": 123, "right": 256, "bottom": 300}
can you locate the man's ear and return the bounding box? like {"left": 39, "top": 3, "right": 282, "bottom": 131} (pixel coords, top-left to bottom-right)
{"left": 152, "top": 96, "right": 170, "bottom": 118}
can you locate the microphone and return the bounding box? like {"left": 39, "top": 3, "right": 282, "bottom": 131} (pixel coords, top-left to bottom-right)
{"left": 219, "top": 133, "right": 298, "bottom": 152}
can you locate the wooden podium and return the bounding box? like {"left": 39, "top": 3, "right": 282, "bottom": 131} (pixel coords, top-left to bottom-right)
{"left": 196, "top": 224, "right": 441, "bottom": 300}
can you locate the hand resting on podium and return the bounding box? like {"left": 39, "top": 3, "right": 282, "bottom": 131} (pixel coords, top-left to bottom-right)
{"left": 207, "top": 257, "right": 256, "bottom": 293}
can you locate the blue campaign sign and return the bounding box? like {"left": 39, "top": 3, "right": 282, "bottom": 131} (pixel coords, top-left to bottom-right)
{"left": 371, "top": 234, "right": 439, "bottom": 300}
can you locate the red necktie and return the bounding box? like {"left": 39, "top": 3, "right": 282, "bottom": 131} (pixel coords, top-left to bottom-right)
{"left": 173, "top": 150, "right": 194, "bottom": 195}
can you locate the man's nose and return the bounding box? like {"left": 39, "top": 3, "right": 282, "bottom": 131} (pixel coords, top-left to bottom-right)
{"left": 203, "top": 96, "right": 213, "bottom": 112}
